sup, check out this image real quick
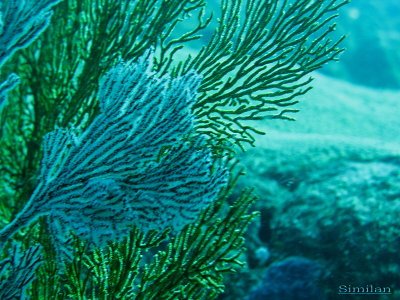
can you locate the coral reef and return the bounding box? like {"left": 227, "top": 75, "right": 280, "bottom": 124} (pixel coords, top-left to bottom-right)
{"left": 0, "top": 0, "right": 348, "bottom": 298}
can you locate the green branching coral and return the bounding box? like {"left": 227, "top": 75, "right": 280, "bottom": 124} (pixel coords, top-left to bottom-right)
{"left": 134, "top": 190, "right": 256, "bottom": 300}
{"left": 0, "top": 0, "right": 348, "bottom": 298}
{"left": 30, "top": 174, "right": 257, "bottom": 299}
{"left": 175, "top": 0, "right": 349, "bottom": 149}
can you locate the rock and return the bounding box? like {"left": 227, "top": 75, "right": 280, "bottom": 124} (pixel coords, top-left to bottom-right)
{"left": 231, "top": 74, "right": 400, "bottom": 298}
{"left": 248, "top": 257, "right": 325, "bottom": 300}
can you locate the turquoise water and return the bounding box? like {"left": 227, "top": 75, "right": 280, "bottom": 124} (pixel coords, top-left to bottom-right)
{"left": 219, "top": 0, "right": 400, "bottom": 299}
{"left": 0, "top": 0, "right": 399, "bottom": 299}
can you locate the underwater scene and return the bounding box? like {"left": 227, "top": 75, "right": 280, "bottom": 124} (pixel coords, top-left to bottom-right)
{"left": 0, "top": 0, "right": 399, "bottom": 299}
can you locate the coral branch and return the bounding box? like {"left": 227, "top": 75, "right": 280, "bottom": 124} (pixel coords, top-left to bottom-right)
{"left": 0, "top": 54, "right": 227, "bottom": 256}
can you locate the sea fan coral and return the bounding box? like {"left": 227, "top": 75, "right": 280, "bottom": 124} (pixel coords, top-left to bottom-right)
{"left": 0, "top": 53, "right": 227, "bottom": 254}
{"left": 0, "top": 0, "right": 60, "bottom": 108}
{"left": 0, "top": 243, "right": 42, "bottom": 299}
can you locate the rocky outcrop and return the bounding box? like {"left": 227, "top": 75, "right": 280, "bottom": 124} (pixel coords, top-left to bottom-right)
{"left": 223, "top": 74, "right": 400, "bottom": 299}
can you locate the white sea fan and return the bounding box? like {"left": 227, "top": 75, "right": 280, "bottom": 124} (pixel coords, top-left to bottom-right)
{"left": 0, "top": 53, "right": 227, "bottom": 257}
{"left": 0, "top": 243, "right": 42, "bottom": 299}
